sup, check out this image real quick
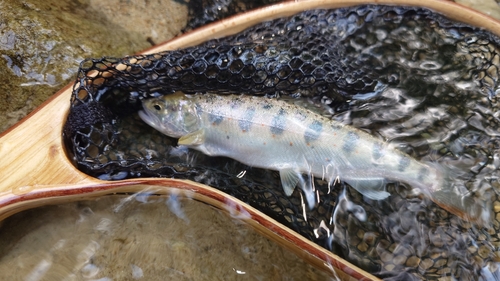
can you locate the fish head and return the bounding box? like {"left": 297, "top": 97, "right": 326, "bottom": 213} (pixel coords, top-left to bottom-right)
{"left": 139, "top": 93, "right": 201, "bottom": 138}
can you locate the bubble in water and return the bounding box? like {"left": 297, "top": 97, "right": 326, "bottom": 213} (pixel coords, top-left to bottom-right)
{"left": 81, "top": 263, "right": 99, "bottom": 279}
{"left": 419, "top": 60, "right": 442, "bottom": 70}
{"left": 130, "top": 264, "right": 144, "bottom": 279}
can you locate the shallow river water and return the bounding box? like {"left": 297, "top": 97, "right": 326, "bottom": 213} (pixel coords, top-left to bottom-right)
{"left": 0, "top": 195, "right": 333, "bottom": 280}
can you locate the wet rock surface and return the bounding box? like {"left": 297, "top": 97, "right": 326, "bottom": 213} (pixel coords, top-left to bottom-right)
{"left": 0, "top": 0, "right": 187, "bottom": 133}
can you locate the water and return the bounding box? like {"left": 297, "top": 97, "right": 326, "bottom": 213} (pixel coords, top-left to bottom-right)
{"left": 318, "top": 12, "right": 500, "bottom": 279}
{"left": 0, "top": 193, "right": 333, "bottom": 280}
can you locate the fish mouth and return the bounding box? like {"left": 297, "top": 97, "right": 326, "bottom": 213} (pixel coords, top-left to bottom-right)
{"left": 138, "top": 109, "right": 180, "bottom": 138}
{"left": 138, "top": 110, "right": 158, "bottom": 129}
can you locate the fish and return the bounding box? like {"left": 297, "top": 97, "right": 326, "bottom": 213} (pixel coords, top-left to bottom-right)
{"left": 138, "top": 91, "right": 479, "bottom": 221}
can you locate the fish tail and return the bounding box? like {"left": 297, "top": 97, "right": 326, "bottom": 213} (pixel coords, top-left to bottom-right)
{"left": 427, "top": 165, "right": 491, "bottom": 225}
{"left": 429, "top": 189, "right": 487, "bottom": 223}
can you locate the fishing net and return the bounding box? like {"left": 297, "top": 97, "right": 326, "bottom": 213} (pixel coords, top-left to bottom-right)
{"left": 63, "top": 5, "right": 500, "bottom": 280}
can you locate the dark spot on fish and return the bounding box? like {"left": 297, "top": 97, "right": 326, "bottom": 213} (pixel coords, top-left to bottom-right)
{"left": 271, "top": 108, "right": 286, "bottom": 135}
{"left": 262, "top": 103, "right": 273, "bottom": 110}
{"left": 239, "top": 107, "right": 255, "bottom": 132}
{"left": 294, "top": 111, "right": 307, "bottom": 122}
{"left": 304, "top": 120, "right": 323, "bottom": 143}
{"left": 208, "top": 112, "right": 224, "bottom": 125}
{"left": 226, "top": 135, "right": 230, "bottom": 140}
{"left": 398, "top": 155, "right": 411, "bottom": 172}
{"left": 195, "top": 104, "right": 202, "bottom": 114}
{"left": 372, "top": 142, "right": 384, "bottom": 161}
{"left": 342, "top": 131, "right": 359, "bottom": 154}
{"left": 417, "top": 167, "right": 429, "bottom": 181}
{"left": 331, "top": 124, "right": 342, "bottom": 131}
{"left": 230, "top": 97, "right": 242, "bottom": 109}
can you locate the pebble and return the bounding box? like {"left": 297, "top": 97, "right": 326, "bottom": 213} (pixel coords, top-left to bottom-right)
{"left": 357, "top": 242, "right": 368, "bottom": 252}
{"left": 387, "top": 243, "right": 397, "bottom": 253}
{"left": 363, "top": 232, "right": 377, "bottom": 246}
{"left": 434, "top": 258, "right": 447, "bottom": 268}
{"left": 478, "top": 245, "right": 492, "bottom": 259}
{"left": 393, "top": 255, "right": 407, "bottom": 266}
{"left": 393, "top": 245, "right": 411, "bottom": 257}
{"left": 468, "top": 245, "right": 478, "bottom": 254}
{"left": 494, "top": 251, "right": 500, "bottom": 262}
{"left": 356, "top": 229, "right": 365, "bottom": 239}
{"left": 406, "top": 256, "right": 421, "bottom": 267}
{"left": 380, "top": 251, "right": 394, "bottom": 263}
{"left": 430, "top": 252, "right": 442, "bottom": 259}
{"left": 384, "top": 264, "right": 396, "bottom": 271}
{"left": 432, "top": 238, "right": 444, "bottom": 248}
{"left": 437, "top": 267, "right": 452, "bottom": 275}
{"left": 436, "top": 276, "right": 454, "bottom": 281}
{"left": 494, "top": 200, "right": 500, "bottom": 213}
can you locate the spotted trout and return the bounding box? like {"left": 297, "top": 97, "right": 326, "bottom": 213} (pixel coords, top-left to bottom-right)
{"left": 139, "top": 92, "right": 478, "bottom": 221}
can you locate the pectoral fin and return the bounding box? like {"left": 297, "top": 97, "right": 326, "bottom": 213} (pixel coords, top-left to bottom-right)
{"left": 345, "top": 178, "right": 390, "bottom": 200}
{"left": 279, "top": 168, "right": 302, "bottom": 196}
{"left": 178, "top": 129, "right": 205, "bottom": 146}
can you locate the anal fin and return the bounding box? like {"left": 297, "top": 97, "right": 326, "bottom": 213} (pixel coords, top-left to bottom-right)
{"left": 344, "top": 177, "right": 390, "bottom": 200}
{"left": 279, "top": 168, "right": 303, "bottom": 196}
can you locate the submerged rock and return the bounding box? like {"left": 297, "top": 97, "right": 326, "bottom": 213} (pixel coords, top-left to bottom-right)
{"left": 0, "top": 0, "right": 187, "bottom": 133}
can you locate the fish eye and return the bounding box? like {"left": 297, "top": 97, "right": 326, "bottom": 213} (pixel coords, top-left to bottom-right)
{"left": 153, "top": 104, "right": 162, "bottom": 111}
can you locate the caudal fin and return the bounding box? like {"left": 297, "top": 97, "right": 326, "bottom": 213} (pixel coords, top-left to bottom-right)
{"left": 424, "top": 162, "right": 491, "bottom": 225}
{"left": 429, "top": 188, "right": 491, "bottom": 225}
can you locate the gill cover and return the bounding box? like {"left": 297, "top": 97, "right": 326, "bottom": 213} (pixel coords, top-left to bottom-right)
{"left": 139, "top": 92, "right": 201, "bottom": 138}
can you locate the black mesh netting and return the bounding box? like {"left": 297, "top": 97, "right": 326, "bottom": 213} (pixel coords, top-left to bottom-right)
{"left": 63, "top": 5, "right": 500, "bottom": 280}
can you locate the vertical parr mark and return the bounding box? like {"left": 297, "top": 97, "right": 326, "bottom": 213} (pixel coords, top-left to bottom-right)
{"left": 342, "top": 131, "right": 359, "bottom": 154}
{"left": 238, "top": 107, "right": 256, "bottom": 132}
{"left": 207, "top": 112, "right": 224, "bottom": 125}
{"left": 304, "top": 120, "right": 323, "bottom": 143}
{"left": 262, "top": 102, "right": 273, "bottom": 110}
{"left": 417, "top": 166, "right": 429, "bottom": 181}
{"left": 195, "top": 103, "right": 203, "bottom": 114}
{"left": 270, "top": 108, "right": 286, "bottom": 135}
{"left": 331, "top": 123, "right": 342, "bottom": 131}
{"left": 398, "top": 155, "right": 411, "bottom": 172}
{"left": 372, "top": 142, "right": 384, "bottom": 161}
